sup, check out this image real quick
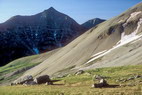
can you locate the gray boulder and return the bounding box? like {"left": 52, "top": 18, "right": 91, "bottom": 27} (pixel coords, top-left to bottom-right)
{"left": 13, "top": 75, "right": 33, "bottom": 84}
{"left": 75, "top": 70, "right": 84, "bottom": 75}
{"left": 92, "top": 79, "right": 109, "bottom": 88}
{"left": 93, "top": 75, "right": 108, "bottom": 80}
{"left": 23, "top": 81, "right": 37, "bottom": 86}
{"left": 34, "top": 75, "right": 53, "bottom": 84}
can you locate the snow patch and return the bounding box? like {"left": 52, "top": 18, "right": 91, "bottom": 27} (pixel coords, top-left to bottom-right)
{"left": 54, "top": 30, "right": 62, "bottom": 47}
{"left": 54, "top": 30, "right": 57, "bottom": 39}
{"left": 35, "top": 33, "right": 38, "bottom": 37}
{"left": 91, "top": 50, "right": 107, "bottom": 58}
{"left": 33, "top": 47, "right": 39, "bottom": 54}
{"left": 86, "top": 49, "right": 113, "bottom": 64}
{"left": 93, "top": 19, "right": 96, "bottom": 24}
{"left": 120, "top": 31, "right": 137, "bottom": 44}
{"left": 121, "top": 18, "right": 142, "bottom": 45}
{"left": 86, "top": 18, "right": 142, "bottom": 65}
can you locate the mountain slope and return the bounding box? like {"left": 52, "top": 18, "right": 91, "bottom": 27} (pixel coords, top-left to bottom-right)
{"left": 0, "top": 7, "right": 86, "bottom": 66}
{"left": 0, "top": 48, "right": 60, "bottom": 85}
{"left": 19, "top": 2, "right": 142, "bottom": 78}
{"left": 82, "top": 18, "right": 105, "bottom": 29}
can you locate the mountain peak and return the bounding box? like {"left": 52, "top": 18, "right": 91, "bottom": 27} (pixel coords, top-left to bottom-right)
{"left": 42, "top": 7, "right": 58, "bottom": 14}
{"left": 46, "top": 7, "right": 57, "bottom": 12}
{"left": 48, "top": 7, "right": 55, "bottom": 10}
{"left": 82, "top": 18, "right": 105, "bottom": 29}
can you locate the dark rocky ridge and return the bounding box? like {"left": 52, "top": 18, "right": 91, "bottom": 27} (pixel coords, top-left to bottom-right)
{"left": 82, "top": 18, "right": 105, "bottom": 29}
{"left": 0, "top": 7, "right": 87, "bottom": 66}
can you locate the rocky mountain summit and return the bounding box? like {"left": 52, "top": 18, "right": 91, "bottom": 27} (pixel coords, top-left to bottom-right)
{"left": 82, "top": 18, "right": 105, "bottom": 29}
{"left": 0, "top": 7, "right": 87, "bottom": 66}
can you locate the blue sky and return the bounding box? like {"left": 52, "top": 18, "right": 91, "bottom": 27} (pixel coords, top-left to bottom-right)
{"left": 0, "top": 0, "right": 141, "bottom": 24}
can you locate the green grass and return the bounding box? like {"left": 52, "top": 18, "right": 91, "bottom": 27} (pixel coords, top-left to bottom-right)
{"left": 0, "top": 52, "right": 53, "bottom": 85}
{"left": 57, "top": 65, "right": 142, "bottom": 85}
{"left": 0, "top": 65, "right": 142, "bottom": 95}
{"left": 0, "top": 55, "right": 40, "bottom": 75}
{"left": 0, "top": 85, "right": 141, "bottom": 95}
{"left": 0, "top": 55, "right": 42, "bottom": 85}
{"left": 0, "top": 48, "right": 60, "bottom": 85}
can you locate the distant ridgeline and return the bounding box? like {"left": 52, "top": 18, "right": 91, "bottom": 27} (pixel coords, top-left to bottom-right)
{"left": 0, "top": 7, "right": 104, "bottom": 66}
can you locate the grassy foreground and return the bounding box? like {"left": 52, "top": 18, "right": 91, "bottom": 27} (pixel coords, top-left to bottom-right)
{"left": 0, "top": 65, "right": 142, "bottom": 95}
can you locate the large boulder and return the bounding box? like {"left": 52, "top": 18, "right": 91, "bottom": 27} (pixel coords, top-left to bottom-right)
{"left": 34, "top": 75, "right": 52, "bottom": 84}
{"left": 13, "top": 75, "right": 33, "bottom": 85}
{"left": 92, "top": 79, "right": 109, "bottom": 88}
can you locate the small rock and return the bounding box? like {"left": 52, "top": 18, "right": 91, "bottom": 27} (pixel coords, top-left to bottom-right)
{"left": 126, "top": 83, "right": 136, "bottom": 87}
{"left": 0, "top": 77, "right": 4, "bottom": 81}
{"left": 116, "top": 80, "right": 119, "bottom": 82}
{"left": 119, "top": 78, "right": 124, "bottom": 81}
{"left": 67, "top": 74, "right": 72, "bottom": 77}
{"left": 45, "top": 82, "right": 53, "bottom": 85}
{"left": 122, "top": 79, "right": 127, "bottom": 83}
{"left": 127, "top": 77, "right": 135, "bottom": 81}
{"left": 91, "top": 84, "right": 95, "bottom": 88}
{"left": 75, "top": 70, "right": 84, "bottom": 75}
{"left": 10, "top": 82, "right": 16, "bottom": 86}
{"left": 99, "top": 79, "right": 108, "bottom": 86}
{"left": 13, "top": 75, "right": 33, "bottom": 84}
{"left": 56, "top": 75, "right": 66, "bottom": 78}
{"left": 138, "top": 80, "right": 142, "bottom": 84}
{"left": 45, "top": 82, "right": 48, "bottom": 85}
{"left": 134, "top": 75, "right": 141, "bottom": 79}
{"left": 92, "top": 75, "right": 104, "bottom": 81}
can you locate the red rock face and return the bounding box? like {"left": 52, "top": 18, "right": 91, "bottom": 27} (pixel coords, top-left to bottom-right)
{"left": 0, "top": 7, "right": 87, "bottom": 66}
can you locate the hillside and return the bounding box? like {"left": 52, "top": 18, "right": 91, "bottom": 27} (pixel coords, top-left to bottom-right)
{"left": 0, "top": 48, "right": 60, "bottom": 85}
{"left": 18, "top": 2, "right": 142, "bottom": 78}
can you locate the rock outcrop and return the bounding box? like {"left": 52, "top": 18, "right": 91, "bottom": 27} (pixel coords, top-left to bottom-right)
{"left": 94, "top": 79, "right": 109, "bottom": 88}
{"left": 34, "top": 75, "right": 53, "bottom": 84}
{"left": 75, "top": 70, "right": 84, "bottom": 75}
{"left": 12, "top": 74, "right": 54, "bottom": 85}
{"left": 12, "top": 75, "right": 33, "bottom": 85}
{"left": 82, "top": 18, "right": 105, "bottom": 29}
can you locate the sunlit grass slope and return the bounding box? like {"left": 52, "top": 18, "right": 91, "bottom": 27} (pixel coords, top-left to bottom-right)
{"left": 0, "top": 65, "right": 142, "bottom": 95}
{"left": 0, "top": 49, "right": 59, "bottom": 85}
